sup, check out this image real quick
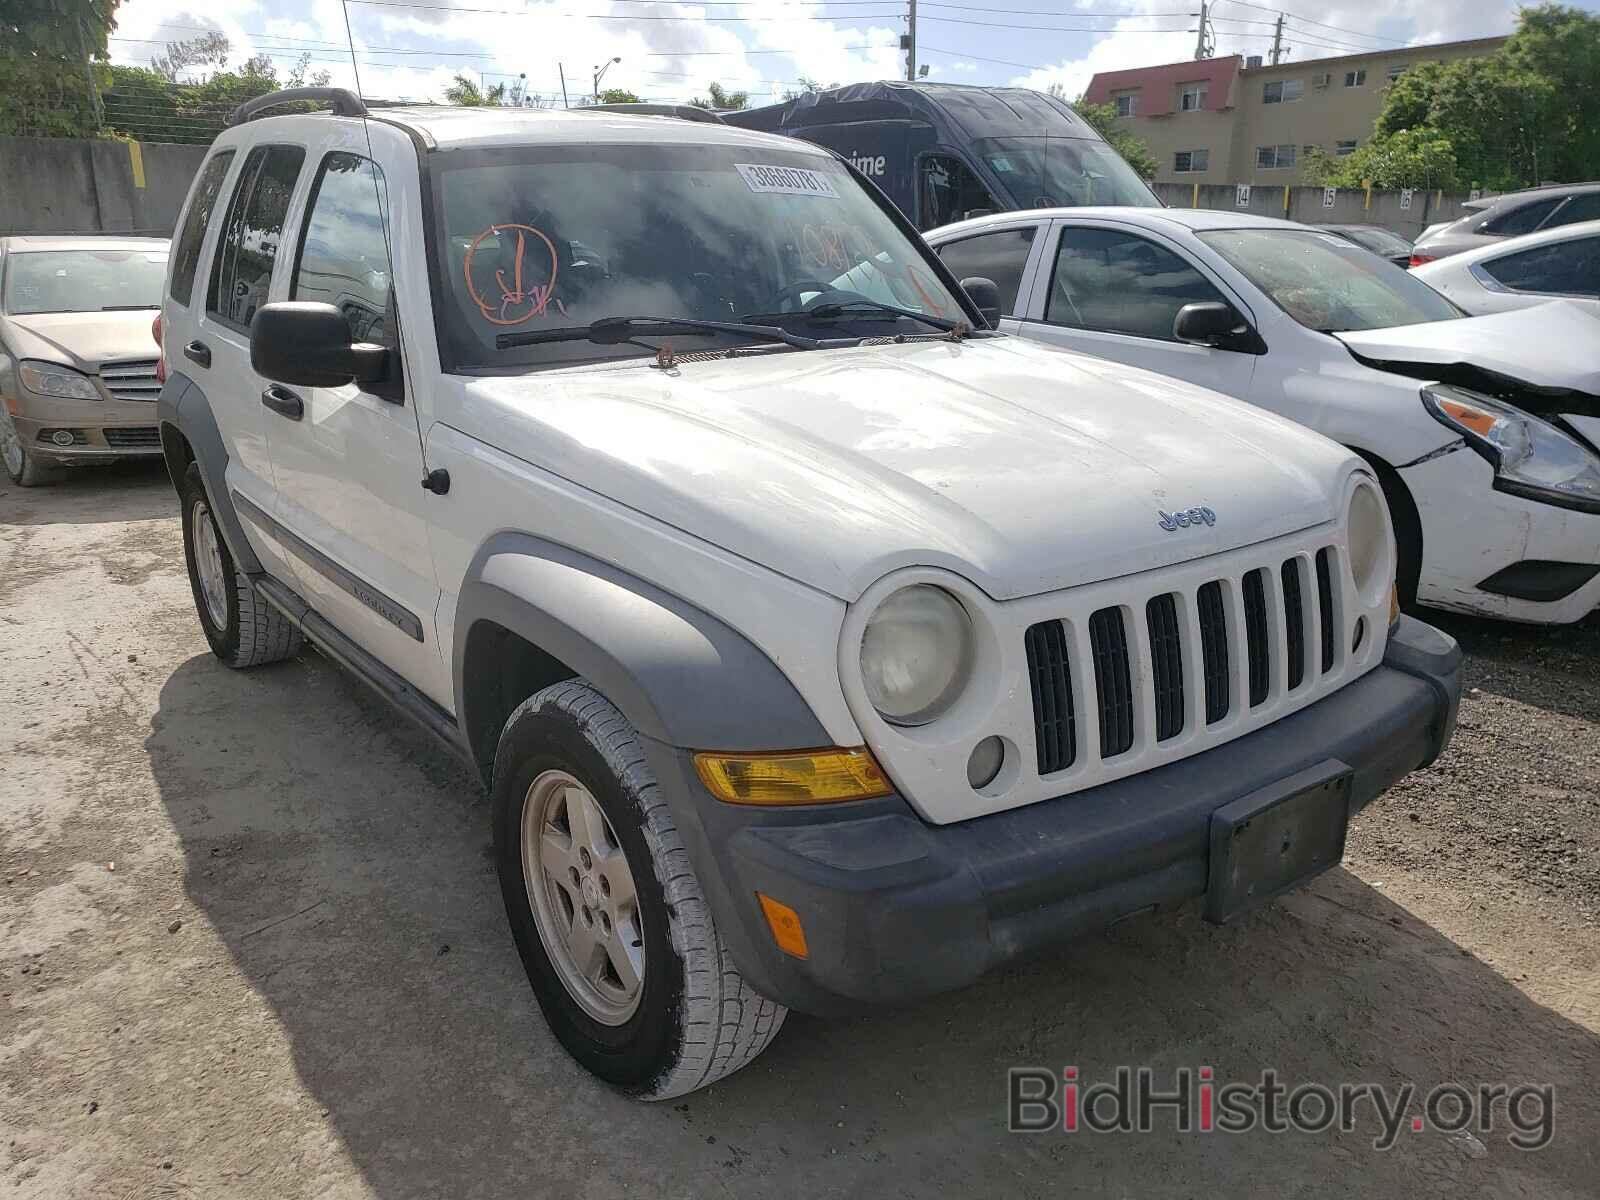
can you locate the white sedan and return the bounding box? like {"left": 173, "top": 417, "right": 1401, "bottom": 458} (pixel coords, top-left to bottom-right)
{"left": 1410, "top": 219, "right": 1600, "bottom": 317}
{"left": 927, "top": 207, "right": 1600, "bottom": 624}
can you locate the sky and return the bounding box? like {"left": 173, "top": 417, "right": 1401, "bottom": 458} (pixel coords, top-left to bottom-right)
{"left": 102, "top": 0, "right": 1600, "bottom": 110}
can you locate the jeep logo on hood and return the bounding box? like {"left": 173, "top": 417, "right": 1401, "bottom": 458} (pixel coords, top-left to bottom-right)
{"left": 1159, "top": 506, "right": 1216, "bottom": 531}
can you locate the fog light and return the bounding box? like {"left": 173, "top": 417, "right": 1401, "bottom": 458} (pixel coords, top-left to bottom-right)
{"left": 966, "top": 735, "right": 1004, "bottom": 790}
{"left": 51, "top": 429, "right": 76, "bottom": 447}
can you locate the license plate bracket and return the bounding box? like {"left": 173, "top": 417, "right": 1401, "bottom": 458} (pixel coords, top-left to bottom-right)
{"left": 1204, "top": 760, "right": 1352, "bottom": 924}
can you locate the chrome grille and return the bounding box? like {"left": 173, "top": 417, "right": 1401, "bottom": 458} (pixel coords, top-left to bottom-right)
{"left": 1023, "top": 542, "right": 1350, "bottom": 779}
{"left": 98, "top": 359, "right": 161, "bottom": 403}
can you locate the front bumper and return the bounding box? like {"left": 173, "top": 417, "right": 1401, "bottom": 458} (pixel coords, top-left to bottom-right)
{"left": 647, "top": 616, "right": 1461, "bottom": 1016}
{"left": 1403, "top": 445, "right": 1600, "bottom": 624}
{"left": 9, "top": 388, "right": 163, "bottom": 462}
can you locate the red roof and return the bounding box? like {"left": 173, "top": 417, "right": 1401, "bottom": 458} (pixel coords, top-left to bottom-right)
{"left": 1083, "top": 55, "right": 1242, "bottom": 117}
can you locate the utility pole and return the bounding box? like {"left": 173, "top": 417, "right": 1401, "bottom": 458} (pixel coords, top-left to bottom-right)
{"left": 558, "top": 64, "right": 569, "bottom": 109}
{"left": 1193, "top": 1, "right": 1213, "bottom": 60}
{"left": 905, "top": 0, "right": 918, "bottom": 82}
{"left": 1269, "top": 12, "right": 1286, "bottom": 65}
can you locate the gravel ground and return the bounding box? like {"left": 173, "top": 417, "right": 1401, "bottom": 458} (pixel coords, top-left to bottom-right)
{"left": 3, "top": 463, "right": 1598, "bottom": 1199}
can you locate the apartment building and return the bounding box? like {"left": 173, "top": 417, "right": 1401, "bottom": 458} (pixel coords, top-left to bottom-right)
{"left": 1083, "top": 36, "right": 1507, "bottom": 185}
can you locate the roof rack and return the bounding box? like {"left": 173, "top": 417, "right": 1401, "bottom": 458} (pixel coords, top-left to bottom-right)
{"left": 228, "top": 87, "right": 369, "bottom": 127}
{"left": 583, "top": 103, "right": 724, "bottom": 124}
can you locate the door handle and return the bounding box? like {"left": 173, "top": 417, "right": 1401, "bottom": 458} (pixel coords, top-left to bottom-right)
{"left": 183, "top": 339, "right": 211, "bottom": 368}
{"left": 260, "top": 385, "right": 304, "bottom": 421}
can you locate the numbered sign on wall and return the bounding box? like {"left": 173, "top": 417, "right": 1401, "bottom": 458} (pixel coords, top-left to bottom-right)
{"left": 1399, "top": 188, "right": 1414, "bottom": 211}
{"left": 1235, "top": 184, "right": 1251, "bottom": 208}
{"left": 1323, "top": 187, "right": 1337, "bottom": 209}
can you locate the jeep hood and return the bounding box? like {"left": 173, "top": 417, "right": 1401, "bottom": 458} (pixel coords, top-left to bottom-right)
{"left": 0, "top": 310, "right": 160, "bottom": 371}
{"left": 460, "top": 337, "right": 1355, "bottom": 602}
{"left": 1333, "top": 303, "right": 1600, "bottom": 398}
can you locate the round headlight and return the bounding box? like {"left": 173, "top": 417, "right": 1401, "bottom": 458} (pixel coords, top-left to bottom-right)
{"left": 1347, "top": 482, "right": 1389, "bottom": 601}
{"left": 859, "top": 585, "right": 973, "bottom": 725}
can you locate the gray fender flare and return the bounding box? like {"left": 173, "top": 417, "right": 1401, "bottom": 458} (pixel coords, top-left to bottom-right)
{"left": 158, "top": 372, "right": 262, "bottom": 575}
{"left": 453, "top": 533, "right": 831, "bottom": 773}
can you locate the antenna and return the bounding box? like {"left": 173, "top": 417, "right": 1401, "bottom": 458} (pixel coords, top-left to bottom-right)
{"left": 339, "top": 0, "right": 433, "bottom": 475}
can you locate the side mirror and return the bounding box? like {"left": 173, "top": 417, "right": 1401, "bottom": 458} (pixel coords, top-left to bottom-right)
{"left": 250, "top": 301, "right": 389, "bottom": 389}
{"left": 959, "top": 276, "right": 1002, "bottom": 328}
{"left": 1173, "top": 300, "right": 1247, "bottom": 347}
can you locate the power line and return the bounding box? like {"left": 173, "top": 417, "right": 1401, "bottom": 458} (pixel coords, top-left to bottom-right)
{"left": 1215, "top": 0, "right": 1406, "bottom": 46}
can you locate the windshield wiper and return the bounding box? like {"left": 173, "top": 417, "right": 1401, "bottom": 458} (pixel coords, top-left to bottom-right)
{"left": 496, "top": 315, "right": 820, "bottom": 351}
{"left": 746, "top": 300, "right": 960, "bottom": 332}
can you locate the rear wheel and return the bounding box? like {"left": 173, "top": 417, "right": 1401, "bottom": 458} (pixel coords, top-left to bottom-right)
{"left": 493, "top": 680, "right": 785, "bottom": 1099}
{"left": 179, "top": 461, "right": 302, "bottom": 668}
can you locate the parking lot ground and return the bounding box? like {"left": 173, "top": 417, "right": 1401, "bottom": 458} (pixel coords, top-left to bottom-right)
{"left": 3, "top": 463, "right": 1599, "bottom": 1199}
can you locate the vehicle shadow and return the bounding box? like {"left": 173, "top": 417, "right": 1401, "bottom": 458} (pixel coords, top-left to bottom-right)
{"left": 145, "top": 649, "right": 1600, "bottom": 1200}
{"left": 1423, "top": 606, "right": 1600, "bottom": 725}
{"left": 0, "top": 460, "right": 174, "bottom": 526}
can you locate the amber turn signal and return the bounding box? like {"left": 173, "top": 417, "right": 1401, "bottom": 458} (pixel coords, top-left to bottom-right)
{"left": 693, "top": 747, "right": 892, "bottom": 805}
{"left": 757, "top": 893, "right": 809, "bottom": 959}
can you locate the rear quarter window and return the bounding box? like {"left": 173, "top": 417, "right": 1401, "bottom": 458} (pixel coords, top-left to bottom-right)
{"left": 169, "top": 150, "right": 234, "bottom": 307}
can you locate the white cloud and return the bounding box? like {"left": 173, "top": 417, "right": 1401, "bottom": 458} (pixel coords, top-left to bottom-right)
{"left": 1005, "top": 0, "right": 1523, "bottom": 98}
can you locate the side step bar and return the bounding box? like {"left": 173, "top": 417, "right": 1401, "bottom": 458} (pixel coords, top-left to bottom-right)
{"left": 253, "top": 574, "right": 475, "bottom": 771}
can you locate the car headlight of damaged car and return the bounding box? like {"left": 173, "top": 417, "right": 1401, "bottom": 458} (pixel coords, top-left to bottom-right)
{"left": 20, "top": 360, "right": 101, "bottom": 400}
{"left": 1423, "top": 384, "right": 1600, "bottom": 513}
{"left": 860, "top": 584, "right": 974, "bottom": 725}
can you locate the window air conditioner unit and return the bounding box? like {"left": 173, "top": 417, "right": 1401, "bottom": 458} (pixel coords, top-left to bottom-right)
{"left": 1313, "top": 73, "right": 1332, "bottom": 88}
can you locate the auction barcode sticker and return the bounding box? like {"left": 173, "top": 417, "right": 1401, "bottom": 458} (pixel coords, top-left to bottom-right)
{"left": 736, "top": 163, "right": 839, "bottom": 198}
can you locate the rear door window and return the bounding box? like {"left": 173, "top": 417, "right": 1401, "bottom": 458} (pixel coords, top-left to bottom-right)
{"left": 1047, "top": 226, "right": 1226, "bottom": 340}
{"left": 1482, "top": 197, "right": 1561, "bottom": 237}
{"left": 207, "top": 144, "right": 306, "bottom": 330}
{"left": 934, "top": 227, "right": 1037, "bottom": 316}
{"left": 169, "top": 150, "right": 234, "bottom": 307}
{"left": 1480, "top": 236, "right": 1600, "bottom": 298}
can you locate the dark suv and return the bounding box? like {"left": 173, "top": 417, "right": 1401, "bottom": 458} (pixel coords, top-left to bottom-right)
{"left": 1410, "top": 182, "right": 1600, "bottom": 265}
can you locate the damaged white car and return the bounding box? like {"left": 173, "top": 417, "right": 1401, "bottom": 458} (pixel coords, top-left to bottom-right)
{"left": 928, "top": 209, "right": 1600, "bottom": 623}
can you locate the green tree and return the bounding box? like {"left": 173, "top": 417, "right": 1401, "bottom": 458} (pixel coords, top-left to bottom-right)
{"left": 444, "top": 74, "right": 506, "bottom": 106}
{"left": 597, "top": 87, "right": 641, "bottom": 104}
{"left": 1371, "top": 3, "right": 1595, "bottom": 190}
{"left": 149, "top": 30, "right": 229, "bottom": 82}
{"left": 1068, "top": 98, "right": 1159, "bottom": 179}
{"left": 780, "top": 76, "right": 831, "bottom": 102}
{"left": 1302, "top": 127, "right": 1460, "bottom": 190}
{"left": 0, "top": 0, "right": 121, "bottom": 135}
{"left": 690, "top": 81, "right": 749, "bottom": 111}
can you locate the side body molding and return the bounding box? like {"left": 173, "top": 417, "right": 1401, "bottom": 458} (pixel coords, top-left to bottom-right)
{"left": 454, "top": 534, "right": 832, "bottom": 771}
{"left": 157, "top": 371, "right": 262, "bottom": 575}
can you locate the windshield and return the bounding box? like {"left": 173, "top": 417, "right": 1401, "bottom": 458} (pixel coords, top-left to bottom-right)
{"left": 976, "top": 136, "right": 1158, "bottom": 210}
{"left": 1199, "top": 228, "right": 1460, "bottom": 333}
{"left": 1339, "top": 226, "right": 1413, "bottom": 257}
{"left": 430, "top": 143, "right": 968, "bottom": 370}
{"left": 3, "top": 248, "right": 167, "bottom": 314}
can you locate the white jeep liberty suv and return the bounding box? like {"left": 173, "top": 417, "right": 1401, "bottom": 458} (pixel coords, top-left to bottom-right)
{"left": 157, "top": 88, "right": 1462, "bottom": 1099}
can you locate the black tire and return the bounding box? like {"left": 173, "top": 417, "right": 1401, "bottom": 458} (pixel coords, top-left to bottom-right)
{"left": 492, "top": 680, "right": 785, "bottom": 1099}
{"left": 178, "top": 461, "right": 302, "bottom": 668}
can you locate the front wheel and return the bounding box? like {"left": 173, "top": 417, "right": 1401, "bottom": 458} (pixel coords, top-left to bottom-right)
{"left": 1, "top": 409, "right": 63, "bottom": 487}
{"left": 493, "top": 680, "right": 786, "bottom": 1099}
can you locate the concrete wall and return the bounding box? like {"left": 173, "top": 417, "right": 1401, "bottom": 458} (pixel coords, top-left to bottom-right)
{"left": 1150, "top": 181, "right": 1478, "bottom": 240}
{"left": 0, "top": 137, "right": 208, "bottom": 237}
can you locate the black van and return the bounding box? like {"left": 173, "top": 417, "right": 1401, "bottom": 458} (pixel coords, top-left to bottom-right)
{"left": 722, "top": 81, "right": 1160, "bottom": 230}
